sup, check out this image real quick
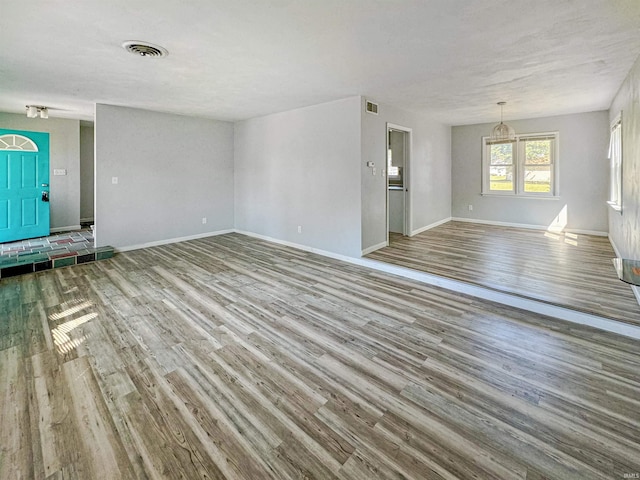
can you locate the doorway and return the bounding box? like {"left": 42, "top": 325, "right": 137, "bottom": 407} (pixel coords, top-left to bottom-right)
{"left": 0, "top": 129, "right": 50, "bottom": 243}
{"left": 386, "top": 124, "right": 411, "bottom": 244}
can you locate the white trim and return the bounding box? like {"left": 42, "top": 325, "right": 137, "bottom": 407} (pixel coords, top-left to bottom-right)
{"left": 608, "top": 235, "right": 640, "bottom": 307}
{"left": 451, "top": 217, "right": 608, "bottom": 237}
{"left": 411, "top": 217, "right": 452, "bottom": 236}
{"left": 115, "top": 229, "right": 234, "bottom": 253}
{"left": 633, "top": 286, "right": 640, "bottom": 306}
{"left": 361, "top": 241, "right": 388, "bottom": 256}
{"left": 608, "top": 112, "right": 623, "bottom": 211}
{"left": 561, "top": 227, "right": 608, "bottom": 237}
{"left": 351, "top": 258, "right": 640, "bottom": 340}
{"left": 232, "top": 231, "right": 640, "bottom": 339}
{"left": 608, "top": 234, "right": 623, "bottom": 258}
{"left": 109, "top": 227, "right": 640, "bottom": 339}
{"left": 482, "top": 131, "right": 559, "bottom": 197}
{"left": 235, "top": 230, "right": 357, "bottom": 264}
{"left": 481, "top": 194, "right": 560, "bottom": 200}
{"left": 606, "top": 200, "right": 622, "bottom": 213}
{"left": 50, "top": 225, "right": 81, "bottom": 233}
{"left": 235, "top": 231, "right": 640, "bottom": 338}
{"left": 0, "top": 133, "right": 38, "bottom": 151}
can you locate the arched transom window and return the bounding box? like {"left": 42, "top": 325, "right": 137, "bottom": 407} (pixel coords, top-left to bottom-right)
{"left": 0, "top": 134, "right": 38, "bottom": 151}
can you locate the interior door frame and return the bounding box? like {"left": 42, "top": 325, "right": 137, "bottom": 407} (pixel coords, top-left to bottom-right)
{"left": 386, "top": 123, "right": 412, "bottom": 246}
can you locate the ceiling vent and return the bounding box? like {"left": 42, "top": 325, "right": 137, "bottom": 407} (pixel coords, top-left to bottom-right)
{"left": 122, "top": 41, "right": 168, "bottom": 58}
{"left": 365, "top": 100, "right": 379, "bottom": 115}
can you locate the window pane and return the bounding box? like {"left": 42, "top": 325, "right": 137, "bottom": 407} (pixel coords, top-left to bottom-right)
{"left": 609, "top": 122, "right": 622, "bottom": 207}
{"left": 524, "top": 165, "right": 551, "bottom": 193}
{"left": 490, "top": 165, "right": 513, "bottom": 191}
{"left": 490, "top": 143, "right": 513, "bottom": 165}
{"left": 525, "top": 140, "right": 551, "bottom": 165}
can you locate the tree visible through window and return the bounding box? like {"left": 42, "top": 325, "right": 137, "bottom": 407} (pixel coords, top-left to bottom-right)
{"left": 522, "top": 138, "right": 552, "bottom": 193}
{"left": 488, "top": 142, "right": 513, "bottom": 191}
{"left": 482, "top": 132, "right": 558, "bottom": 197}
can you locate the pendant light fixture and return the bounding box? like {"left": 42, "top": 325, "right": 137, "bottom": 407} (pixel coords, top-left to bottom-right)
{"left": 490, "top": 101, "right": 515, "bottom": 142}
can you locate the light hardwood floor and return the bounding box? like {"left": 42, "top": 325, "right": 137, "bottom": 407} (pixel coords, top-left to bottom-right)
{"left": 2, "top": 233, "right": 640, "bottom": 479}
{"left": 367, "top": 221, "right": 640, "bottom": 326}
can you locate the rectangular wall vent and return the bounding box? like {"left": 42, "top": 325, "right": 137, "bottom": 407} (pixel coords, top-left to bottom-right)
{"left": 365, "top": 100, "right": 379, "bottom": 115}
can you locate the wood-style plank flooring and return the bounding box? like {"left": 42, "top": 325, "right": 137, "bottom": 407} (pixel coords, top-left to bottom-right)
{"left": 367, "top": 221, "right": 640, "bottom": 326}
{"left": 2, "top": 233, "right": 640, "bottom": 479}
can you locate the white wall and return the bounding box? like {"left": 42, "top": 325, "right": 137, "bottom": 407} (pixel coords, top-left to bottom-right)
{"left": 0, "top": 112, "right": 80, "bottom": 231}
{"left": 609, "top": 54, "right": 640, "bottom": 262}
{"left": 451, "top": 111, "right": 609, "bottom": 233}
{"left": 79, "top": 124, "right": 94, "bottom": 223}
{"left": 234, "top": 97, "right": 362, "bottom": 258}
{"left": 95, "top": 104, "right": 234, "bottom": 249}
{"left": 361, "top": 100, "right": 452, "bottom": 252}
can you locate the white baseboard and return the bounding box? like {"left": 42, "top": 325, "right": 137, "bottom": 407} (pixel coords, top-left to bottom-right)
{"left": 115, "top": 229, "right": 235, "bottom": 253}
{"left": 361, "top": 241, "right": 388, "bottom": 256}
{"left": 234, "top": 229, "right": 640, "bottom": 339}
{"left": 411, "top": 217, "right": 452, "bottom": 236}
{"left": 352, "top": 258, "right": 640, "bottom": 340}
{"left": 451, "top": 217, "right": 608, "bottom": 237}
{"left": 110, "top": 226, "right": 639, "bottom": 338}
{"left": 610, "top": 236, "right": 640, "bottom": 307}
{"left": 235, "top": 230, "right": 358, "bottom": 264}
{"left": 359, "top": 216, "right": 452, "bottom": 256}
{"left": 50, "top": 224, "right": 82, "bottom": 234}
{"left": 608, "top": 234, "right": 623, "bottom": 258}
{"left": 633, "top": 286, "right": 640, "bottom": 306}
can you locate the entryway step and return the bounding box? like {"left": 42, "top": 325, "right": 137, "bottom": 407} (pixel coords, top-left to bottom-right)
{"left": 0, "top": 245, "right": 115, "bottom": 280}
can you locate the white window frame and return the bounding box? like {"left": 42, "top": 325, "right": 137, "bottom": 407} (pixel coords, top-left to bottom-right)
{"left": 0, "top": 134, "right": 38, "bottom": 151}
{"left": 607, "top": 113, "right": 622, "bottom": 213}
{"left": 482, "top": 132, "right": 559, "bottom": 198}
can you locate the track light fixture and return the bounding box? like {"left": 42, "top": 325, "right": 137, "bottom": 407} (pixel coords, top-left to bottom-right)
{"left": 26, "top": 105, "right": 48, "bottom": 119}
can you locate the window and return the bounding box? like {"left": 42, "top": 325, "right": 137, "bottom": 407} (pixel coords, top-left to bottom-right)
{"left": 387, "top": 130, "right": 404, "bottom": 187}
{"left": 608, "top": 113, "right": 622, "bottom": 212}
{"left": 0, "top": 134, "right": 38, "bottom": 151}
{"left": 482, "top": 132, "right": 558, "bottom": 197}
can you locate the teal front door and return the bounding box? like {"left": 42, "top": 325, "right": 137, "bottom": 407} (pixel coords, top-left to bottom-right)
{"left": 0, "top": 129, "right": 50, "bottom": 243}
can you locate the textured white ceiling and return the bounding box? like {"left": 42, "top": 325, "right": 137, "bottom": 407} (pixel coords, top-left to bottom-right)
{"left": 1, "top": 0, "right": 639, "bottom": 125}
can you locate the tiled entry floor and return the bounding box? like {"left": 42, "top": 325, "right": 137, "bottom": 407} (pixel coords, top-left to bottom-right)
{"left": 0, "top": 228, "right": 114, "bottom": 279}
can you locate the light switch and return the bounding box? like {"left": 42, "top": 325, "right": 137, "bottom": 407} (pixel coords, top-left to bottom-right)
{"left": 372, "top": 168, "right": 377, "bottom": 176}
{"left": 53, "top": 169, "right": 67, "bottom": 176}
{"left": 112, "top": 177, "right": 118, "bottom": 184}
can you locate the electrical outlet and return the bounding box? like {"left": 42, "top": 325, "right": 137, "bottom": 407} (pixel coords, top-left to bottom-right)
{"left": 468, "top": 204, "right": 473, "bottom": 211}
{"left": 297, "top": 225, "right": 302, "bottom": 234}
{"left": 202, "top": 217, "right": 207, "bottom": 224}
